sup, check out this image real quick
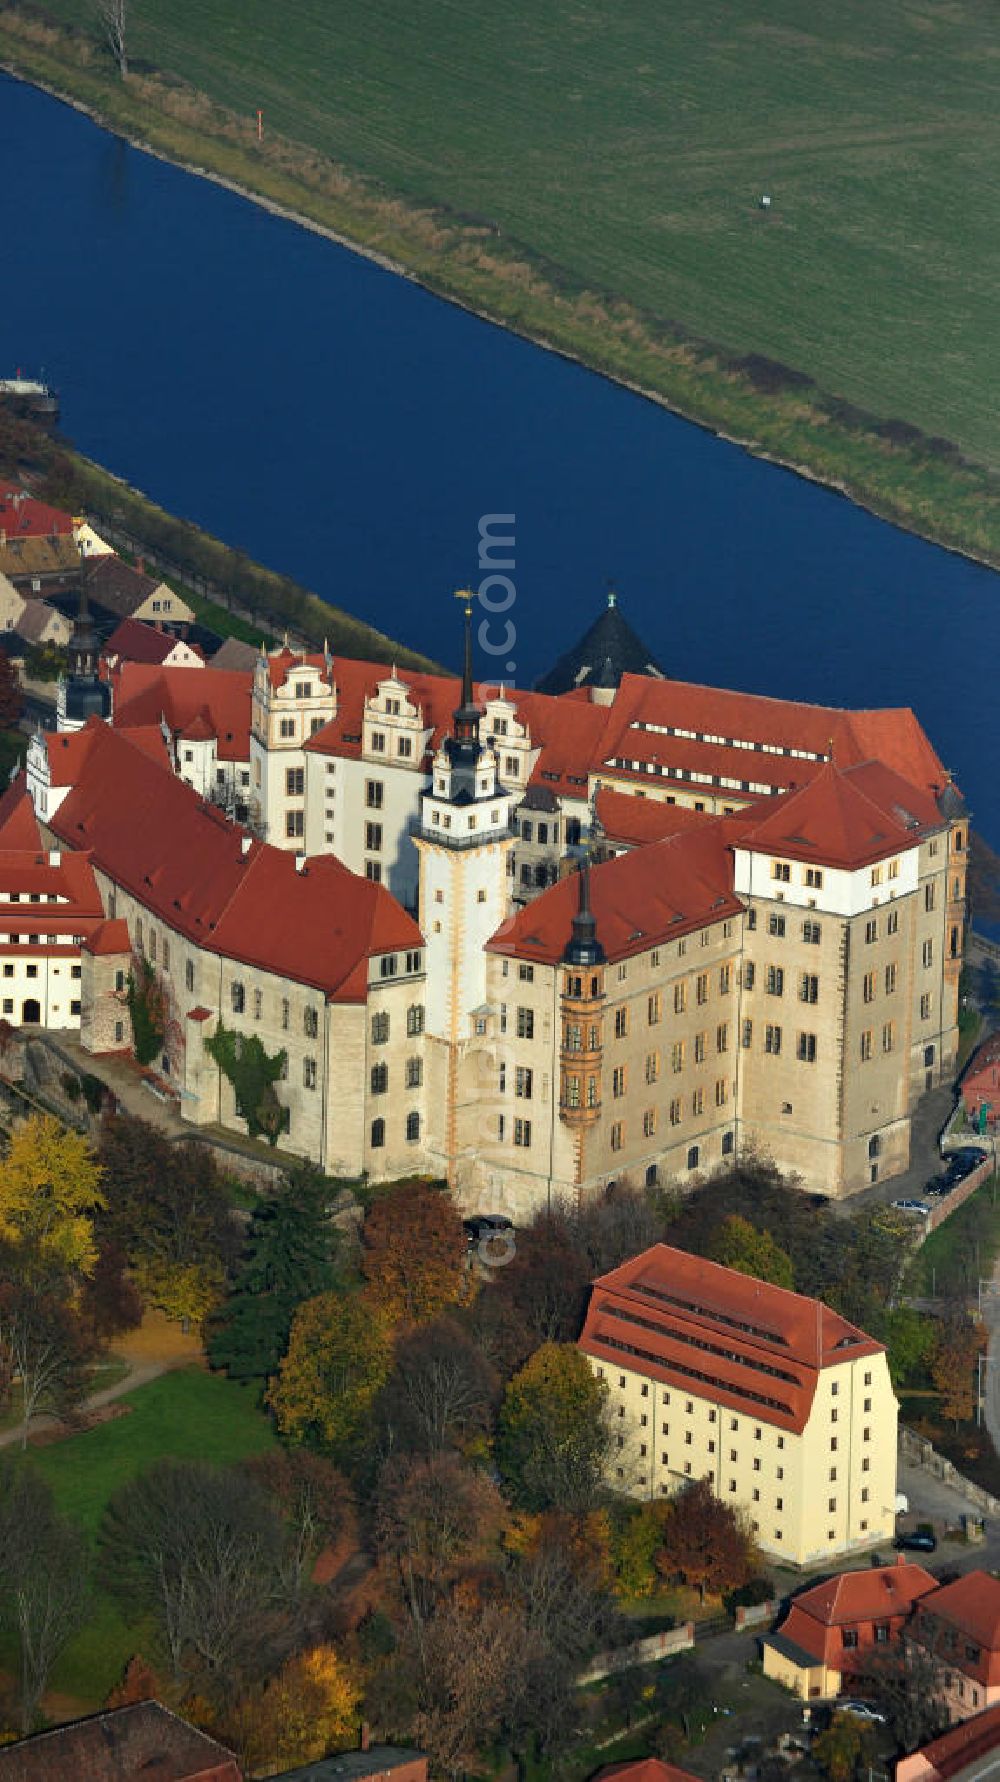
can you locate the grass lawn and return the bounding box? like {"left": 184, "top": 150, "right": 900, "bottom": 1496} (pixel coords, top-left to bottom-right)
{"left": 905, "top": 1175, "right": 1000, "bottom": 1299}
{"left": 20, "top": 1368, "right": 274, "bottom": 1705}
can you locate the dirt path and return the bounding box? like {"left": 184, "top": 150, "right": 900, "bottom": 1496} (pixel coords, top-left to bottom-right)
{"left": 1, "top": 1310, "right": 204, "bottom": 1450}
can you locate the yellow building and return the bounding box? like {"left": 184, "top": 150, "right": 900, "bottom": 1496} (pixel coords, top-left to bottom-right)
{"left": 578, "top": 1242, "right": 898, "bottom": 1567}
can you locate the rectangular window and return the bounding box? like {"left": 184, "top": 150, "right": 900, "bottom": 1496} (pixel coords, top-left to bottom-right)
{"left": 303, "top": 1057, "right": 317, "bottom": 1089}
{"left": 802, "top": 920, "right": 822, "bottom": 944}
{"left": 671, "top": 1040, "right": 685, "bottom": 1073}
{"left": 365, "top": 780, "right": 384, "bottom": 809}
{"left": 882, "top": 1021, "right": 896, "bottom": 1054}
{"left": 692, "top": 1086, "right": 704, "bottom": 1116}
{"left": 743, "top": 960, "right": 755, "bottom": 990}
{"left": 517, "top": 1007, "right": 534, "bottom": 1040}
{"left": 614, "top": 1007, "right": 629, "bottom": 1038}
{"left": 772, "top": 862, "right": 790, "bottom": 882}
{"left": 719, "top": 963, "right": 731, "bottom": 995}
{"left": 514, "top": 1118, "right": 532, "bottom": 1148}
{"left": 920, "top": 992, "right": 932, "bottom": 1020}
{"left": 765, "top": 1024, "right": 782, "bottom": 1055}
{"left": 800, "top": 973, "right": 819, "bottom": 1004}
{"left": 285, "top": 767, "right": 304, "bottom": 797}
{"left": 643, "top": 1108, "right": 657, "bottom": 1137}
{"left": 669, "top": 1098, "right": 682, "bottom": 1127}
{"left": 860, "top": 1029, "right": 873, "bottom": 1062}
{"left": 925, "top": 882, "right": 936, "bottom": 912}
{"left": 612, "top": 1065, "right": 626, "bottom": 1098}
{"left": 519, "top": 963, "right": 535, "bottom": 983}
{"left": 923, "top": 939, "right": 934, "bottom": 967}
{"left": 286, "top": 810, "right": 304, "bottom": 839}
{"left": 610, "top": 1121, "right": 623, "bottom": 1151}
{"left": 865, "top": 919, "right": 878, "bottom": 944}
{"left": 887, "top": 908, "right": 899, "bottom": 934}
{"left": 365, "top": 822, "right": 383, "bottom": 852}
{"left": 696, "top": 972, "right": 708, "bottom": 1005}
{"left": 768, "top": 914, "right": 786, "bottom": 938}
{"left": 797, "top": 1032, "right": 817, "bottom": 1062}
{"left": 694, "top": 1032, "right": 706, "bottom": 1063}
{"left": 885, "top": 962, "right": 897, "bottom": 994}
{"left": 648, "top": 992, "right": 661, "bottom": 1024}
{"left": 863, "top": 971, "right": 876, "bottom": 1003}
{"left": 714, "top": 1077, "right": 728, "bottom": 1107}
{"left": 766, "top": 965, "right": 784, "bottom": 996}
{"left": 185, "top": 959, "right": 194, "bottom": 992}
{"left": 515, "top": 1066, "right": 533, "bottom": 1099}
{"left": 741, "top": 1018, "right": 753, "bottom": 1049}
{"left": 716, "top": 1022, "right": 728, "bottom": 1053}
{"left": 804, "top": 868, "right": 823, "bottom": 888}
{"left": 674, "top": 981, "right": 687, "bottom": 1014}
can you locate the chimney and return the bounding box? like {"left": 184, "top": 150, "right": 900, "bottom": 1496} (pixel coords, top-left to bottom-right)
{"left": 135, "top": 555, "right": 145, "bottom": 575}
{"left": 240, "top": 835, "right": 253, "bottom": 858}
{"left": 360, "top": 1724, "right": 371, "bottom": 1754}
{"left": 295, "top": 853, "right": 307, "bottom": 874}
{"left": 48, "top": 850, "right": 61, "bottom": 867}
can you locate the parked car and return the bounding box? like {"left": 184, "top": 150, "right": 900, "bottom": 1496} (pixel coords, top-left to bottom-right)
{"left": 838, "top": 1699, "right": 888, "bottom": 1725}
{"left": 895, "top": 1531, "right": 937, "bottom": 1553}
{"left": 463, "top": 1212, "right": 514, "bottom": 1250}
{"left": 925, "top": 1174, "right": 953, "bottom": 1198}
{"left": 948, "top": 1146, "right": 988, "bottom": 1167}
{"left": 891, "top": 1198, "right": 931, "bottom": 1217}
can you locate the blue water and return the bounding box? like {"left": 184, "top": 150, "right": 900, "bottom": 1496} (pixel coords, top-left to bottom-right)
{"left": 3, "top": 71, "right": 998, "bottom": 851}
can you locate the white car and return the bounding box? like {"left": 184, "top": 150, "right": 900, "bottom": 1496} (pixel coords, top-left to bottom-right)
{"left": 838, "top": 1699, "right": 888, "bottom": 1725}
{"left": 891, "top": 1198, "right": 931, "bottom": 1217}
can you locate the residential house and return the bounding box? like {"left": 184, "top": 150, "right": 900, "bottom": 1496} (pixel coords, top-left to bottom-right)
{"left": 910, "top": 1571, "right": 1000, "bottom": 1722}
{"left": 961, "top": 1035, "right": 1000, "bottom": 1130}
{"left": 13, "top": 599, "right": 72, "bottom": 650}
{"left": 762, "top": 1558, "right": 937, "bottom": 1697}
{"left": 0, "top": 775, "right": 105, "bottom": 1028}
{"left": 271, "top": 1748, "right": 427, "bottom": 1782}
{"left": 101, "top": 616, "right": 204, "bottom": 672}
{"left": 0, "top": 1700, "right": 241, "bottom": 1780}
{"left": 83, "top": 554, "right": 193, "bottom": 628}
{"left": 593, "top": 1756, "right": 701, "bottom": 1782}
{"left": 578, "top": 1242, "right": 899, "bottom": 1566}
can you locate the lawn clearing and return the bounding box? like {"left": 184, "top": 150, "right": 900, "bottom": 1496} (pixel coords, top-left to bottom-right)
{"left": 21, "top": 1367, "right": 274, "bottom": 1705}
{"left": 905, "top": 1176, "right": 1000, "bottom": 1300}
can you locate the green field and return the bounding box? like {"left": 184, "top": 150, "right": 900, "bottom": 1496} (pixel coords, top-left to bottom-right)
{"left": 26, "top": 0, "right": 1000, "bottom": 472}
{"left": 20, "top": 1369, "right": 274, "bottom": 1705}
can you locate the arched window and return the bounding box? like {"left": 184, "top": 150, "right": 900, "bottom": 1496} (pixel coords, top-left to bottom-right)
{"left": 722, "top": 1131, "right": 735, "bottom": 1156}
{"left": 645, "top": 1164, "right": 658, "bottom": 1188}
{"left": 868, "top": 1135, "right": 881, "bottom": 1159}
{"left": 371, "top": 1118, "right": 385, "bottom": 1148}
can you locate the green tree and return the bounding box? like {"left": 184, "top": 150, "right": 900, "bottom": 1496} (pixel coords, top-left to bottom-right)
{"left": 208, "top": 1164, "right": 342, "bottom": 1381}
{"left": 884, "top": 1306, "right": 934, "bottom": 1388}
{"left": 708, "top": 1214, "right": 794, "bottom": 1288}
{"left": 497, "top": 1343, "right": 612, "bottom": 1513}
{"left": 0, "top": 1115, "right": 104, "bottom": 1279}
{"left": 611, "top": 1501, "right": 671, "bottom": 1598}
{"left": 268, "top": 1292, "right": 391, "bottom": 1457}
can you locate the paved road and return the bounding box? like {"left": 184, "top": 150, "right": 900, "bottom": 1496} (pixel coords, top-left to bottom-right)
{"left": 830, "top": 1083, "right": 956, "bottom": 1218}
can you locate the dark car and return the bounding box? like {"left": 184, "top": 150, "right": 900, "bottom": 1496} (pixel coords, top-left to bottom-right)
{"left": 946, "top": 1147, "right": 988, "bottom": 1175}
{"left": 463, "top": 1213, "right": 514, "bottom": 1250}
{"left": 894, "top": 1531, "right": 937, "bottom": 1553}
{"left": 925, "top": 1174, "right": 953, "bottom": 1198}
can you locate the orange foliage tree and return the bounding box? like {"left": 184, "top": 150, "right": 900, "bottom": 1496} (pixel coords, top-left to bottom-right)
{"left": 361, "top": 1181, "right": 467, "bottom": 1325}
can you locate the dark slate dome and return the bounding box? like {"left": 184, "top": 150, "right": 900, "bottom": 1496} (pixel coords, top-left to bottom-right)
{"left": 937, "top": 779, "right": 968, "bottom": 821}
{"left": 534, "top": 591, "right": 664, "bottom": 696}
{"left": 64, "top": 673, "right": 111, "bottom": 724}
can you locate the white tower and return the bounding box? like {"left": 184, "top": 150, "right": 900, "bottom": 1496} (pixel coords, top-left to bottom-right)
{"left": 414, "top": 593, "right": 516, "bottom": 1184}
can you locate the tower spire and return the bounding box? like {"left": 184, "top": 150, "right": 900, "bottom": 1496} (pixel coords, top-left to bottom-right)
{"left": 564, "top": 849, "right": 605, "bottom": 966}
{"left": 447, "top": 588, "right": 483, "bottom": 760}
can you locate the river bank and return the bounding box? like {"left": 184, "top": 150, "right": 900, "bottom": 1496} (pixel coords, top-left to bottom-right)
{"left": 2, "top": 9, "right": 999, "bottom": 577}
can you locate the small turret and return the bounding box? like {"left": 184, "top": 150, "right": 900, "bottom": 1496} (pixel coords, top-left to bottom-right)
{"left": 59, "top": 578, "right": 110, "bottom": 731}
{"left": 563, "top": 855, "right": 605, "bottom": 966}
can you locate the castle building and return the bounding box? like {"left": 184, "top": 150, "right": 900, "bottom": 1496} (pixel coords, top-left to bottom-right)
{"left": 8, "top": 594, "right": 966, "bottom": 1209}
{"left": 578, "top": 1243, "right": 898, "bottom": 1566}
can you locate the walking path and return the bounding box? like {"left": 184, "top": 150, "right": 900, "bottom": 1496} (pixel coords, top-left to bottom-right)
{"left": 0, "top": 1310, "right": 203, "bottom": 1449}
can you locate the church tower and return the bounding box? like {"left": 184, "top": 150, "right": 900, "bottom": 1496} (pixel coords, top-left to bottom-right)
{"left": 57, "top": 580, "right": 111, "bottom": 732}
{"left": 414, "top": 592, "right": 516, "bottom": 1183}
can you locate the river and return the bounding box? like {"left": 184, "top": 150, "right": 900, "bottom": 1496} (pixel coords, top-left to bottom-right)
{"left": 3, "top": 71, "right": 998, "bottom": 855}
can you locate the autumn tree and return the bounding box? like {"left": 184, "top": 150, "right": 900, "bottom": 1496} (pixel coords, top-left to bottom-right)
{"left": 654, "top": 1477, "right": 756, "bottom": 1604}
{"left": 0, "top": 1115, "right": 104, "bottom": 1279}
{"left": 80, "top": 1238, "right": 143, "bottom": 1340}
{"left": 930, "top": 1311, "right": 984, "bottom": 1428}
{"left": 493, "top": 1212, "right": 591, "bottom": 1344}
{"left": 572, "top": 1188, "right": 662, "bottom": 1278}
{"left": 98, "top": 1117, "right": 235, "bottom": 1322}
{"left": 611, "top": 1501, "right": 672, "bottom": 1598}
{"left": 374, "top": 1592, "right": 527, "bottom": 1777}
{"left": 498, "top": 1342, "right": 613, "bottom": 1514}
{"left": 856, "top": 1635, "right": 951, "bottom": 1752}
{"left": 507, "top": 1523, "right": 619, "bottom": 1755}
{"left": 0, "top": 1279, "right": 93, "bottom": 1447}
{"left": 463, "top": 1286, "right": 534, "bottom": 1382}
{"left": 495, "top": 1340, "right": 613, "bottom": 1511}
{"left": 708, "top": 1214, "right": 794, "bottom": 1289}
{"left": 244, "top": 1449, "right": 355, "bottom": 1599}
{"left": 376, "top": 1453, "right": 507, "bottom": 1623}
{"left": 106, "top": 1653, "right": 162, "bottom": 1707}
{"left": 225, "top": 1644, "right": 360, "bottom": 1775}
{"left": 268, "top": 1291, "right": 391, "bottom": 1458}
{"left": 361, "top": 1181, "right": 466, "bottom": 1325}
{"left": 209, "top": 1162, "right": 342, "bottom": 1381}
{"left": 812, "top": 1710, "right": 878, "bottom": 1782}
{"left": 0, "top": 1463, "right": 88, "bottom": 1732}
{"left": 101, "top": 1460, "right": 289, "bottom": 1692}
{"left": 374, "top": 1315, "right": 499, "bottom": 1457}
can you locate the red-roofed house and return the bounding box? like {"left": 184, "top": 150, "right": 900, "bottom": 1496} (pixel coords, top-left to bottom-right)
{"left": 594, "top": 1759, "right": 700, "bottom": 1782}
{"left": 0, "top": 1699, "right": 241, "bottom": 1780}
{"left": 110, "top": 662, "right": 252, "bottom": 815}
{"left": 0, "top": 775, "right": 106, "bottom": 1027}
{"left": 897, "top": 1701, "right": 1000, "bottom": 1779}
{"left": 101, "top": 617, "right": 204, "bottom": 673}
{"left": 27, "top": 721, "right": 429, "bottom": 1179}
{"left": 762, "top": 1558, "right": 937, "bottom": 1697}
{"left": 910, "top": 1572, "right": 1000, "bottom": 1722}
{"left": 578, "top": 1242, "right": 897, "bottom": 1565}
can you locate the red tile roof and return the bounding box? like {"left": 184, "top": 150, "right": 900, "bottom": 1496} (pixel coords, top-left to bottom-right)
{"left": 103, "top": 618, "right": 198, "bottom": 667}
{"left": 597, "top": 1758, "right": 701, "bottom": 1782}
{"left": 579, "top": 1243, "right": 883, "bottom": 1435}
{"left": 82, "top": 917, "right": 131, "bottom": 957}
{"left": 488, "top": 824, "right": 742, "bottom": 966}
{"left": 595, "top": 788, "right": 715, "bottom": 848}
{"left": 734, "top": 759, "right": 940, "bottom": 870}
{"left": 0, "top": 1699, "right": 241, "bottom": 1781}
{"left": 901, "top": 1700, "right": 1000, "bottom": 1779}
{"left": 776, "top": 1560, "right": 937, "bottom": 1664}
{"left": 112, "top": 664, "right": 252, "bottom": 761}
{"left": 0, "top": 774, "right": 42, "bottom": 850}
{"left": 916, "top": 1571, "right": 1000, "bottom": 1652}
{"left": 0, "top": 488, "right": 74, "bottom": 539}
{"left": 46, "top": 722, "right": 422, "bottom": 1000}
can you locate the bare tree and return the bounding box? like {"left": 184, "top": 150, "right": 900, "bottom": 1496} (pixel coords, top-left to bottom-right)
{"left": 96, "top": 0, "right": 128, "bottom": 77}
{"left": 0, "top": 1464, "right": 88, "bottom": 1732}
{"left": 0, "top": 1283, "right": 92, "bottom": 1449}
